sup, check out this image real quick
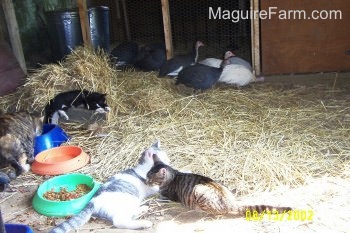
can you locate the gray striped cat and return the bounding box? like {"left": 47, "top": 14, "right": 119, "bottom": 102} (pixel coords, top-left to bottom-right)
{"left": 146, "top": 162, "right": 292, "bottom": 216}
{"left": 0, "top": 112, "right": 43, "bottom": 180}
{"left": 49, "top": 141, "right": 170, "bottom": 233}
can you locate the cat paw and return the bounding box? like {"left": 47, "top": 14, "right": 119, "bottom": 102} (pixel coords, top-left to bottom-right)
{"left": 105, "top": 106, "right": 111, "bottom": 112}
{"left": 22, "top": 164, "right": 31, "bottom": 172}
{"left": 95, "top": 108, "right": 106, "bottom": 113}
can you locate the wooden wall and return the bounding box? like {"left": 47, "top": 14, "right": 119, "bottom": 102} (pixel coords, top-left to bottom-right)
{"left": 260, "top": 0, "right": 350, "bottom": 75}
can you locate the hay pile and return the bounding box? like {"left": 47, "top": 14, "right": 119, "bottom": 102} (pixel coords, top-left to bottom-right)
{"left": 0, "top": 47, "right": 349, "bottom": 196}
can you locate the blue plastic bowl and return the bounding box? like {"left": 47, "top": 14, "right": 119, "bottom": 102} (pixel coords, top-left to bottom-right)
{"left": 5, "top": 224, "right": 34, "bottom": 233}
{"left": 34, "top": 124, "right": 70, "bottom": 156}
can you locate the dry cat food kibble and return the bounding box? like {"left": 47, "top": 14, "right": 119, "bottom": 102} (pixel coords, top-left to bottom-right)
{"left": 43, "top": 184, "right": 92, "bottom": 201}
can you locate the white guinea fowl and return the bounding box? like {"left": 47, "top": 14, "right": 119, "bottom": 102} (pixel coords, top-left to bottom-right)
{"left": 218, "top": 63, "right": 256, "bottom": 87}
{"left": 217, "top": 51, "right": 264, "bottom": 87}
{"left": 224, "top": 51, "right": 253, "bottom": 72}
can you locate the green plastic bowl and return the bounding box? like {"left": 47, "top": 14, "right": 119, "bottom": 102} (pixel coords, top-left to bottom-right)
{"left": 32, "top": 173, "right": 100, "bottom": 217}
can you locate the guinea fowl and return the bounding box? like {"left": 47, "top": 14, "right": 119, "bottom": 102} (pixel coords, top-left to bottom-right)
{"left": 218, "top": 53, "right": 264, "bottom": 87}
{"left": 199, "top": 51, "right": 253, "bottom": 71}
{"left": 133, "top": 44, "right": 166, "bottom": 71}
{"left": 110, "top": 41, "right": 139, "bottom": 66}
{"left": 159, "top": 41, "right": 204, "bottom": 77}
{"left": 176, "top": 59, "right": 228, "bottom": 91}
{"left": 224, "top": 51, "right": 253, "bottom": 72}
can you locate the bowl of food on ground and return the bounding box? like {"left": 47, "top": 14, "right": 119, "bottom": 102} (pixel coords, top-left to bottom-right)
{"left": 32, "top": 173, "right": 101, "bottom": 217}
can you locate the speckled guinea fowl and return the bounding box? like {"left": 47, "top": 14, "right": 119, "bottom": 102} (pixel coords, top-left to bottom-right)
{"left": 175, "top": 60, "right": 228, "bottom": 91}
{"left": 158, "top": 41, "right": 204, "bottom": 77}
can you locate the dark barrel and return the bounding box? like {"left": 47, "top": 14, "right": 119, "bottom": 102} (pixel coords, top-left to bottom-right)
{"left": 45, "top": 9, "right": 83, "bottom": 61}
{"left": 88, "top": 6, "right": 110, "bottom": 52}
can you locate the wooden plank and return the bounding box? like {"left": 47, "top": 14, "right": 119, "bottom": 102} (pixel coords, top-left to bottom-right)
{"left": 1, "top": 0, "right": 27, "bottom": 74}
{"left": 161, "top": 0, "right": 173, "bottom": 59}
{"left": 261, "top": 0, "right": 350, "bottom": 74}
{"left": 76, "top": 0, "right": 92, "bottom": 47}
{"left": 121, "top": 0, "right": 131, "bottom": 41}
{"left": 251, "top": 0, "right": 260, "bottom": 75}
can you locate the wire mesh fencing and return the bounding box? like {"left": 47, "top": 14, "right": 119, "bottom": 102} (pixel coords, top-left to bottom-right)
{"left": 0, "top": 0, "right": 252, "bottom": 69}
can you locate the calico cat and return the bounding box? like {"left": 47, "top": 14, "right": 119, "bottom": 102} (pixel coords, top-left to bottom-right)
{"left": 146, "top": 163, "right": 292, "bottom": 216}
{"left": 44, "top": 90, "right": 111, "bottom": 124}
{"left": 49, "top": 141, "right": 170, "bottom": 233}
{"left": 0, "top": 112, "right": 43, "bottom": 180}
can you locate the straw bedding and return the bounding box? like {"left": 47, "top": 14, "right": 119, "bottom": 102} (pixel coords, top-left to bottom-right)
{"left": 0, "top": 47, "right": 349, "bottom": 198}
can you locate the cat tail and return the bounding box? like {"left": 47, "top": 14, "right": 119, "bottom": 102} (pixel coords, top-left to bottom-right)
{"left": 49, "top": 202, "right": 94, "bottom": 233}
{"left": 231, "top": 204, "right": 292, "bottom": 217}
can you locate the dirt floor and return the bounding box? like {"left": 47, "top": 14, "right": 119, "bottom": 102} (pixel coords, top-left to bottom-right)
{"left": 1, "top": 72, "right": 350, "bottom": 233}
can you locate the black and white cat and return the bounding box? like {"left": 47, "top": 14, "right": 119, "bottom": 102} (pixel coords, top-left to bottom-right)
{"left": 44, "top": 90, "right": 110, "bottom": 124}
{"left": 49, "top": 141, "right": 170, "bottom": 233}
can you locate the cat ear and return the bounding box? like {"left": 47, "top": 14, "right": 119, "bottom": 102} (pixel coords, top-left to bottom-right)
{"left": 152, "top": 140, "right": 160, "bottom": 149}
{"left": 39, "top": 115, "right": 45, "bottom": 123}
{"left": 160, "top": 168, "right": 167, "bottom": 176}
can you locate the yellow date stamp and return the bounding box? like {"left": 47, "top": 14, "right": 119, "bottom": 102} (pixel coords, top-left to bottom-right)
{"left": 245, "top": 209, "right": 314, "bottom": 221}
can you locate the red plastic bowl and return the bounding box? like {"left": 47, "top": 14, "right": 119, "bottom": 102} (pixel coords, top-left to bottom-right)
{"left": 31, "top": 146, "right": 90, "bottom": 175}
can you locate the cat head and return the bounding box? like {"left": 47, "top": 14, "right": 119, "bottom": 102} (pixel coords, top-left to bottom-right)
{"left": 146, "top": 162, "right": 169, "bottom": 187}
{"left": 138, "top": 140, "right": 170, "bottom": 167}
{"left": 84, "top": 92, "right": 111, "bottom": 113}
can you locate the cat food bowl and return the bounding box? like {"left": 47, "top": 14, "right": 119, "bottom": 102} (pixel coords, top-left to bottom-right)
{"left": 31, "top": 146, "right": 90, "bottom": 175}
{"left": 32, "top": 173, "right": 100, "bottom": 217}
{"left": 5, "top": 224, "right": 34, "bottom": 233}
{"left": 34, "top": 124, "right": 70, "bottom": 155}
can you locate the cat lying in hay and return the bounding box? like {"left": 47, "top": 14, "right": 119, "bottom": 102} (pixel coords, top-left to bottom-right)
{"left": 0, "top": 111, "right": 43, "bottom": 188}
{"left": 44, "top": 90, "right": 110, "bottom": 125}
{"left": 147, "top": 162, "right": 292, "bottom": 216}
{"left": 49, "top": 141, "right": 170, "bottom": 232}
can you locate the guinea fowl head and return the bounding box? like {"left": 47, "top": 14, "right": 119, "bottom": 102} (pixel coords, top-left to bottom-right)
{"left": 192, "top": 41, "right": 204, "bottom": 63}
{"left": 195, "top": 41, "right": 205, "bottom": 49}
{"left": 224, "top": 51, "right": 235, "bottom": 59}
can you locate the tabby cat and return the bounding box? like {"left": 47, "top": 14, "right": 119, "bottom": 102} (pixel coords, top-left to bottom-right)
{"left": 49, "top": 141, "right": 170, "bottom": 233}
{"left": 0, "top": 112, "right": 43, "bottom": 180}
{"left": 146, "top": 162, "right": 292, "bottom": 216}
{"left": 44, "top": 90, "right": 110, "bottom": 124}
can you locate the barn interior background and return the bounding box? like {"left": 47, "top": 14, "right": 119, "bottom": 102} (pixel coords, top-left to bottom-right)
{"left": 0, "top": 0, "right": 252, "bottom": 71}
{"left": 0, "top": 0, "right": 350, "bottom": 232}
